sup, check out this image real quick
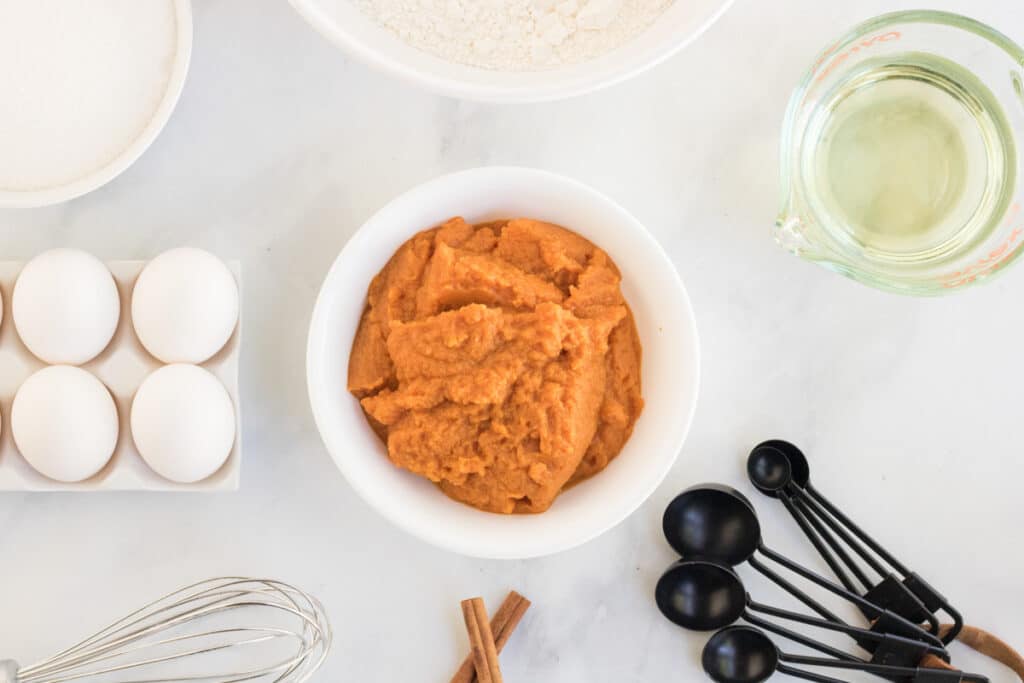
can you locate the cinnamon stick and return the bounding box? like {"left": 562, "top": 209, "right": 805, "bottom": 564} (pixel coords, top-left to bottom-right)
{"left": 451, "top": 592, "right": 531, "bottom": 683}
{"left": 495, "top": 594, "right": 531, "bottom": 652}
{"left": 461, "top": 597, "right": 503, "bottom": 683}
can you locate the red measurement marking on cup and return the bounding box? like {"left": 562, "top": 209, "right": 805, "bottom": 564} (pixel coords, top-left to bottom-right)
{"left": 942, "top": 203, "right": 1024, "bottom": 288}
{"left": 814, "top": 31, "right": 902, "bottom": 84}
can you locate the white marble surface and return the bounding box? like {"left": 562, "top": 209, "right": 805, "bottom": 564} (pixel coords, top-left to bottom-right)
{"left": 1, "top": 0, "right": 1023, "bottom": 681}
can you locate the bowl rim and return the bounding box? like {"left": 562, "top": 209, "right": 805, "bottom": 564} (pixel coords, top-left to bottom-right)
{"left": 0, "top": 0, "right": 193, "bottom": 209}
{"left": 287, "top": 0, "right": 736, "bottom": 103}
{"left": 306, "top": 166, "right": 700, "bottom": 558}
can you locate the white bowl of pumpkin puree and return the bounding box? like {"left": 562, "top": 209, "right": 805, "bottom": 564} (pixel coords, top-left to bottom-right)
{"left": 307, "top": 167, "right": 699, "bottom": 558}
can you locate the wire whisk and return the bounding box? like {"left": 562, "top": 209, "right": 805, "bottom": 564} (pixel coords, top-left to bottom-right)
{"left": 3, "top": 577, "right": 331, "bottom": 683}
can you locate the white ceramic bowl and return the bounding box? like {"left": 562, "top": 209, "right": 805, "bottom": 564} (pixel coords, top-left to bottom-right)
{"left": 307, "top": 167, "right": 699, "bottom": 558}
{"left": 0, "top": 1, "right": 192, "bottom": 208}
{"left": 288, "top": 0, "right": 734, "bottom": 103}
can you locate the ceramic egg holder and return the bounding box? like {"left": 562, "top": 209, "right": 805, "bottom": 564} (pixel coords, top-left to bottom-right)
{"left": 0, "top": 261, "right": 241, "bottom": 491}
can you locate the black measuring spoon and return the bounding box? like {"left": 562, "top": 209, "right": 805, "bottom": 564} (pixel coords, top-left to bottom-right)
{"left": 655, "top": 560, "right": 947, "bottom": 668}
{"left": 702, "top": 626, "right": 987, "bottom": 683}
{"left": 747, "top": 444, "right": 942, "bottom": 640}
{"left": 748, "top": 446, "right": 864, "bottom": 591}
{"left": 662, "top": 484, "right": 943, "bottom": 650}
{"left": 749, "top": 440, "right": 963, "bottom": 643}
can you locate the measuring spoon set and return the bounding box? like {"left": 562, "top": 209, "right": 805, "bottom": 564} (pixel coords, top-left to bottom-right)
{"left": 655, "top": 440, "right": 984, "bottom": 683}
{"left": 747, "top": 440, "right": 963, "bottom": 642}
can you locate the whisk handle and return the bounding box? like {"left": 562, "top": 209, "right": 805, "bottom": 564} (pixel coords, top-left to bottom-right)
{"left": 0, "top": 660, "right": 18, "bottom": 683}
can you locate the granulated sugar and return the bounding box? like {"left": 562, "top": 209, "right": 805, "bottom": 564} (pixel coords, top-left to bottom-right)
{"left": 352, "top": 0, "right": 675, "bottom": 71}
{"left": 0, "top": 1, "right": 180, "bottom": 192}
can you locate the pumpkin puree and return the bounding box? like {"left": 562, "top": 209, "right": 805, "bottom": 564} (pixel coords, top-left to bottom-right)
{"left": 348, "top": 217, "right": 643, "bottom": 513}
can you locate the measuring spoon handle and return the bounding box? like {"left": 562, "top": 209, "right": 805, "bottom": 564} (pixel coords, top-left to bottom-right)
{"left": 776, "top": 663, "right": 848, "bottom": 683}
{"left": 756, "top": 544, "right": 944, "bottom": 649}
{"left": 747, "top": 555, "right": 844, "bottom": 624}
{"left": 742, "top": 610, "right": 861, "bottom": 663}
{"left": 782, "top": 652, "right": 988, "bottom": 683}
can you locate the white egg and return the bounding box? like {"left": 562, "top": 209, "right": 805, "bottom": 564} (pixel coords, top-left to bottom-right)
{"left": 12, "top": 366, "right": 118, "bottom": 482}
{"left": 12, "top": 249, "right": 120, "bottom": 365}
{"left": 131, "top": 364, "right": 235, "bottom": 483}
{"left": 132, "top": 248, "right": 239, "bottom": 364}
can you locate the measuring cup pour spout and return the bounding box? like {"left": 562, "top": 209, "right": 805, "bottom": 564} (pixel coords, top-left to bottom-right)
{"left": 775, "top": 100, "right": 830, "bottom": 265}
{"left": 773, "top": 213, "right": 815, "bottom": 256}
{"left": 774, "top": 189, "right": 831, "bottom": 263}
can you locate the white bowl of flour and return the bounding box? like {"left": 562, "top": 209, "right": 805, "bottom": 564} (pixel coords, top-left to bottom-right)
{"left": 289, "top": 0, "right": 734, "bottom": 102}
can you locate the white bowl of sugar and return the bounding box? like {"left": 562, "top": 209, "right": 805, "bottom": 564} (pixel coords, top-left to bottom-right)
{"left": 0, "top": 1, "right": 192, "bottom": 208}
{"left": 289, "top": 0, "right": 735, "bottom": 102}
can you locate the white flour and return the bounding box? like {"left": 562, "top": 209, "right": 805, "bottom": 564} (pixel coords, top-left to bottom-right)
{"left": 352, "top": 0, "right": 675, "bottom": 71}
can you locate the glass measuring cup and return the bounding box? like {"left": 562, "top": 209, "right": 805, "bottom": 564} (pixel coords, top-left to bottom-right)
{"left": 776, "top": 11, "right": 1024, "bottom": 295}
